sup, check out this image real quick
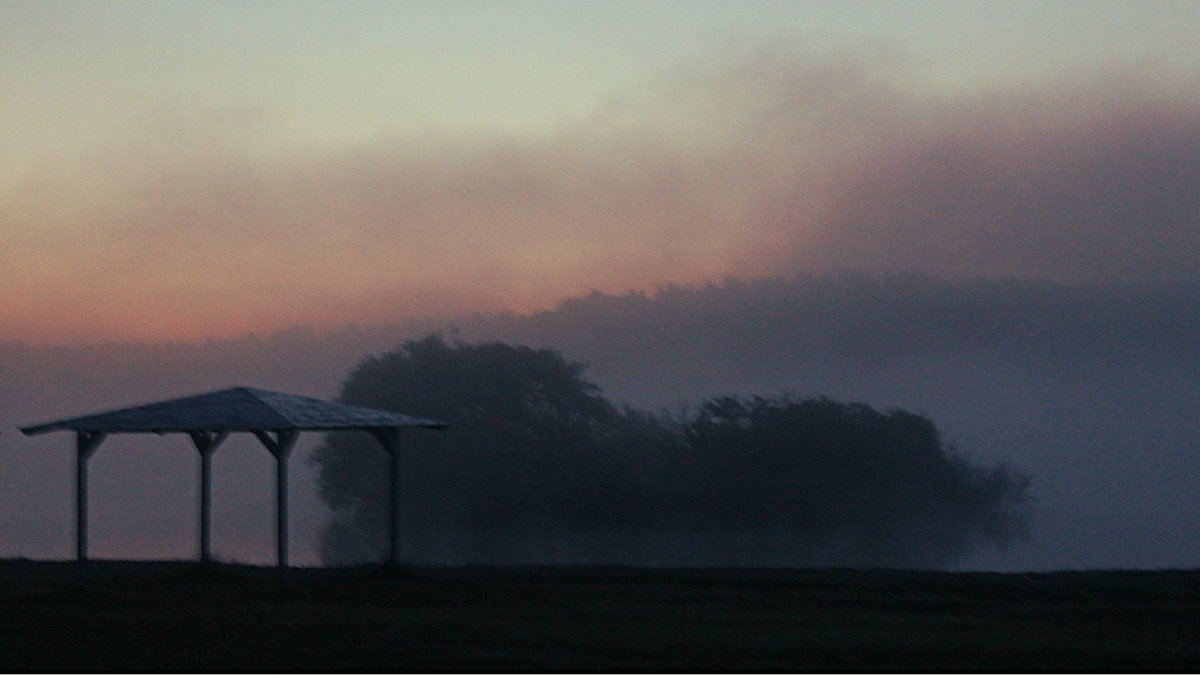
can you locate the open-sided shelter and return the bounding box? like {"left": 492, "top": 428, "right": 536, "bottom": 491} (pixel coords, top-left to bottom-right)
{"left": 20, "top": 386, "right": 447, "bottom": 574}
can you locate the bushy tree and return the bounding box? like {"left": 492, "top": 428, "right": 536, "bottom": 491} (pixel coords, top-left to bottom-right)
{"left": 674, "top": 395, "right": 1030, "bottom": 566}
{"left": 311, "top": 334, "right": 651, "bottom": 565}
{"left": 311, "top": 334, "right": 1031, "bottom": 567}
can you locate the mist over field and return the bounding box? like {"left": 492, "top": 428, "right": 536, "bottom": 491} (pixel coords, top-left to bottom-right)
{"left": 4, "top": 273, "right": 1198, "bottom": 571}
{"left": 5, "top": 4, "right": 1200, "bottom": 574}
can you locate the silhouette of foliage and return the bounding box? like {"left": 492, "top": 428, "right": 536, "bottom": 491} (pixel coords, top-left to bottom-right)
{"left": 674, "top": 395, "right": 1030, "bottom": 566}
{"left": 311, "top": 334, "right": 1030, "bottom": 567}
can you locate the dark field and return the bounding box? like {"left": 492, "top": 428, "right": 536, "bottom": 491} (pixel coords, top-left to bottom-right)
{"left": 2, "top": 560, "right": 1199, "bottom": 671}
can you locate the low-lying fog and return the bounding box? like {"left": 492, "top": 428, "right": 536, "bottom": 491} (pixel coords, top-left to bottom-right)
{"left": 4, "top": 273, "right": 1197, "bottom": 571}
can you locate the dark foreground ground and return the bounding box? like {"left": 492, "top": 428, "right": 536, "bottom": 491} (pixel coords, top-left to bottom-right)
{"left": 2, "top": 560, "right": 1199, "bottom": 671}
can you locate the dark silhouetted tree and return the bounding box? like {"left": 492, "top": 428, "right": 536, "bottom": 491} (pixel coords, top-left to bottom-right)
{"left": 311, "top": 334, "right": 657, "bottom": 565}
{"left": 311, "top": 334, "right": 1031, "bottom": 567}
{"left": 674, "top": 395, "right": 1031, "bottom": 566}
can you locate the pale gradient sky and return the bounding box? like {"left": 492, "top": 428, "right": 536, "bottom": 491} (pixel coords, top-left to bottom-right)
{"left": 3, "top": 1, "right": 1200, "bottom": 343}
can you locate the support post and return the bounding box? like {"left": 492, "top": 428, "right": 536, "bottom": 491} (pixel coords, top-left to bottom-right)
{"left": 188, "top": 430, "right": 229, "bottom": 565}
{"left": 254, "top": 429, "right": 300, "bottom": 585}
{"left": 370, "top": 427, "right": 403, "bottom": 567}
{"left": 75, "top": 431, "right": 108, "bottom": 562}
{"left": 74, "top": 431, "right": 107, "bottom": 581}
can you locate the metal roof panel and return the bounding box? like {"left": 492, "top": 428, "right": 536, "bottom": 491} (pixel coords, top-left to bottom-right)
{"left": 20, "top": 386, "right": 447, "bottom": 435}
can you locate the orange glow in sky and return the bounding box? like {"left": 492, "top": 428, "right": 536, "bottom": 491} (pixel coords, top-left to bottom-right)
{"left": 3, "top": 1, "right": 1200, "bottom": 344}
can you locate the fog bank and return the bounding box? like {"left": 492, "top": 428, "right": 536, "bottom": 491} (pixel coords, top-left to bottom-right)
{"left": 4, "top": 274, "right": 1197, "bottom": 570}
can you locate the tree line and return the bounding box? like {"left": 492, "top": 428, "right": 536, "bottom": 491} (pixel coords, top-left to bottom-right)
{"left": 311, "top": 334, "right": 1030, "bottom": 568}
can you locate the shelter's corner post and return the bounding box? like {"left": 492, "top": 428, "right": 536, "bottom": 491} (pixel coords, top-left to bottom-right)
{"left": 253, "top": 429, "right": 300, "bottom": 586}
{"left": 74, "top": 431, "right": 107, "bottom": 581}
{"left": 187, "top": 430, "right": 229, "bottom": 566}
{"left": 369, "top": 427, "right": 404, "bottom": 568}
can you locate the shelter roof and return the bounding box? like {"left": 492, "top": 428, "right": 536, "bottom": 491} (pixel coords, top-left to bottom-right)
{"left": 20, "top": 386, "right": 448, "bottom": 435}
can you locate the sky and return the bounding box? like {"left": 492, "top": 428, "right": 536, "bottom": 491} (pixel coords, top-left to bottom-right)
{"left": 3, "top": 0, "right": 1200, "bottom": 344}
{"left": 4, "top": 1, "right": 1200, "bottom": 570}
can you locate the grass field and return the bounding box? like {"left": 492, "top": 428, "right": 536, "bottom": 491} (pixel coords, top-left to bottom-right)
{"left": 2, "top": 560, "right": 1199, "bottom": 671}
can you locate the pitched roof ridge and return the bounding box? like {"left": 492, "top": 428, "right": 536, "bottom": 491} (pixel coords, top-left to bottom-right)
{"left": 19, "top": 386, "right": 447, "bottom": 435}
